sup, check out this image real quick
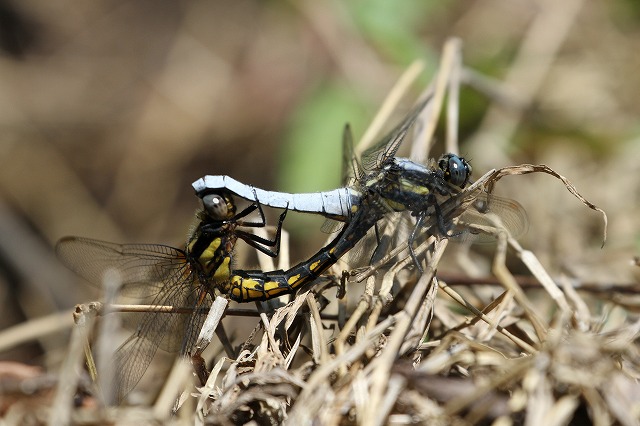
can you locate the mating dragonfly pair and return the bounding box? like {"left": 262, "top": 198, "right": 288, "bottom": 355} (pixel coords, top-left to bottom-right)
{"left": 56, "top": 99, "right": 527, "bottom": 400}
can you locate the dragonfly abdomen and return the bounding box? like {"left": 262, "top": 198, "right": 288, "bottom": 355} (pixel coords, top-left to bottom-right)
{"left": 227, "top": 244, "right": 342, "bottom": 302}
{"left": 227, "top": 210, "right": 379, "bottom": 302}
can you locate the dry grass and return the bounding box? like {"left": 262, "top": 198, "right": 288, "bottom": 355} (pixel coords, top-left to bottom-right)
{"left": 1, "top": 1, "right": 639, "bottom": 425}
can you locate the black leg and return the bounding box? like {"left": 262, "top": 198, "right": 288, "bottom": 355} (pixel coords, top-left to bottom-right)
{"left": 236, "top": 204, "right": 289, "bottom": 257}
{"left": 408, "top": 212, "right": 426, "bottom": 273}
{"left": 233, "top": 189, "right": 267, "bottom": 227}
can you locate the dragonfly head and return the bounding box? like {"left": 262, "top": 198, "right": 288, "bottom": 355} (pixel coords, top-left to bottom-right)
{"left": 439, "top": 154, "right": 471, "bottom": 189}
{"left": 201, "top": 192, "right": 237, "bottom": 221}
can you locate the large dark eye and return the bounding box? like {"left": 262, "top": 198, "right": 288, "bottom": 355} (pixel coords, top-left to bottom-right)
{"left": 439, "top": 154, "right": 471, "bottom": 188}
{"left": 202, "top": 194, "right": 228, "bottom": 219}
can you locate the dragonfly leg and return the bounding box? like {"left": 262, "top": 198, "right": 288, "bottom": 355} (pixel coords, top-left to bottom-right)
{"left": 237, "top": 203, "right": 289, "bottom": 257}
{"left": 432, "top": 198, "right": 463, "bottom": 239}
{"left": 408, "top": 213, "right": 426, "bottom": 273}
{"left": 368, "top": 222, "right": 388, "bottom": 266}
{"left": 232, "top": 189, "right": 266, "bottom": 227}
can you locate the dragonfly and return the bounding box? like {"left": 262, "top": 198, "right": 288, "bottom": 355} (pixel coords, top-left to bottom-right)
{"left": 56, "top": 189, "right": 288, "bottom": 401}
{"left": 225, "top": 152, "right": 470, "bottom": 302}
{"left": 192, "top": 99, "right": 470, "bottom": 228}
{"left": 192, "top": 99, "right": 528, "bottom": 302}
{"left": 191, "top": 100, "right": 528, "bottom": 301}
{"left": 57, "top": 99, "right": 526, "bottom": 399}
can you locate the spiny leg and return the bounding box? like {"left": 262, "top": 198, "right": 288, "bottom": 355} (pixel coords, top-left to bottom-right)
{"left": 408, "top": 212, "right": 427, "bottom": 273}
{"left": 232, "top": 188, "right": 269, "bottom": 227}
{"left": 237, "top": 203, "right": 289, "bottom": 257}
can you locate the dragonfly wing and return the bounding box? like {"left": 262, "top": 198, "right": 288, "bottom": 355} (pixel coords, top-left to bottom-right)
{"left": 453, "top": 192, "right": 529, "bottom": 242}
{"left": 175, "top": 291, "right": 213, "bottom": 357}
{"left": 366, "top": 212, "right": 413, "bottom": 267}
{"left": 426, "top": 190, "right": 529, "bottom": 243}
{"left": 56, "top": 236, "right": 213, "bottom": 400}
{"left": 320, "top": 218, "right": 345, "bottom": 235}
{"left": 113, "top": 327, "right": 159, "bottom": 402}
{"left": 117, "top": 266, "right": 203, "bottom": 353}
{"left": 341, "top": 123, "right": 363, "bottom": 186}
{"left": 360, "top": 98, "right": 430, "bottom": 174}
{"left": 56, "top": 237, "right": 187, "bottom": 298}
{"left": 111, "top": 270, "right": 205, "bottom": 400}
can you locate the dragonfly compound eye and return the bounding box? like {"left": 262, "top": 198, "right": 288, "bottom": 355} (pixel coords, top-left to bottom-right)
{"left": 440, "top": 154, "right": 471, "bottom": 188}
{"left": 202, "top": 194, "right": 229, "bottom": 219}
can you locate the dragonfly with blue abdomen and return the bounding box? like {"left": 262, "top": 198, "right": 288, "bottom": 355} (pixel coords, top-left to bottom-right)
{"left": 191, "top": 99, "right": 527, "bottom": 298}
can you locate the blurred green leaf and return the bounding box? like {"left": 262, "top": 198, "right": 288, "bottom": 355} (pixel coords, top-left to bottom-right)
{"left": 277, "top": 83, "right": 370, "bottom": 245}
{"left": 348, "top": 0, "right": 442, "bottom": 64}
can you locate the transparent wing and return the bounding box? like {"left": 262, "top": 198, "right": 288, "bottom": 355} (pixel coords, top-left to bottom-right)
{"left": 320, "top": 218, "right": 345, "bottom": 234}
{"left": 360, "top": 98, "right": 430, "bottom": 174}
{"left": 452, "top": 192, "right": 529, "bottom": 243}
{"left": 341, "top": 123, "right": 362, "bottom": 186}
{"left": 352, "top": 191, "right": 529, "bottom": 275}
{"left": 56, "top": 236, "right": 188, "bottom": 298}
{"left": 56, "top": 236, "right": 212, "bottom": 401}
{"left": 113, "top": 277, "right": 210, "bottom": 401}
{"left": 343, "top": 212, "right": 412, "bottom": 269}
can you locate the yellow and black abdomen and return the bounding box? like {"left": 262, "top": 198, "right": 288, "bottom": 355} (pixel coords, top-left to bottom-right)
{"left": 227, "top": 209, "right": 378, "bottom": 302}
{"left": 227, "top": 246, "right": 339, "bottom": 302}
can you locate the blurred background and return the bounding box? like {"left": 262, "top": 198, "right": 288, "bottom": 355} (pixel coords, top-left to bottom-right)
{"left": 0, "top": 0, "right": 638, "bottom": 383}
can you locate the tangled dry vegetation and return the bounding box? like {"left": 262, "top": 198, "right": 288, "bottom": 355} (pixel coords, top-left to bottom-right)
{"left": 33, "top": 41, "right": 638, "bottom": 426}
{"left": 1, "top": 2, "right": 639, "bottom": 425}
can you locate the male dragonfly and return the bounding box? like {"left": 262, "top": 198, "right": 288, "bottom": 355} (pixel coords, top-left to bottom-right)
{"left": 192, "top": 99, "right": 528, "bottom": 301}
{"left": 223, "top": 152, "right": 475, "bottom": 301}
{"left": 191, "top": 99, "right": 527, "bottom": 301}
